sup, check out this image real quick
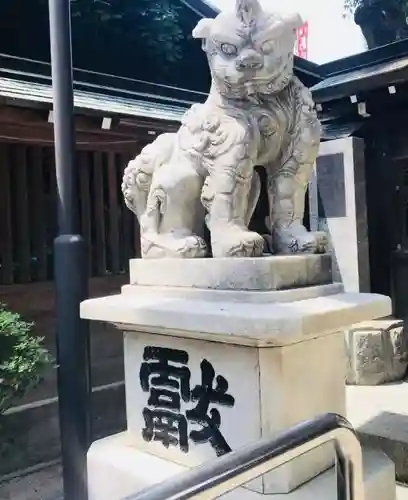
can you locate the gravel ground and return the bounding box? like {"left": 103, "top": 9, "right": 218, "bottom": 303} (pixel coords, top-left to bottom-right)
{"left": 0, "top": 464, "right": 62, "bottom": 500}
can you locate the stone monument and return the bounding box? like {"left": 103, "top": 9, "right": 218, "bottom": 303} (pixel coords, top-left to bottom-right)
{"left": 121, "top": 0, "right": 327, "bottom": 259}
{"left": 82, "top": 2, "right": 397, "bottom": 499}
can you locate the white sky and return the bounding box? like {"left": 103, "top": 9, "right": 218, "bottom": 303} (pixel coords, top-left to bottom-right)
{"left": 209, "top": 0, "right": 367, "bottom": 64}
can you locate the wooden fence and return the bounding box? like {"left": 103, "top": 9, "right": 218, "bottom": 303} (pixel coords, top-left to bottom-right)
{"left": 0, "top": 142, "right": 140, "bottom": 285}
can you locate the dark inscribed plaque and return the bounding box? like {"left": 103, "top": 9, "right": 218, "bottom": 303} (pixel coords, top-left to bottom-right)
{"left": 139, "top": 346, "right": 235, "bottom": 456}
{"left": 316, "top": 153, "right": 346, "bottom": 219}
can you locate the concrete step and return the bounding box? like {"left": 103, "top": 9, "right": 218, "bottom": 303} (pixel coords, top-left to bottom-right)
{"left": 0, "top": 457, "right": 398, "bottom": 500}
{"left": 87, "top": 432, "right": 396, "bottom": 500}
{"left": 398, "top": 485, "right": 408, "bottom": 499}
{"left": 347, "top": 381, "right": 408, "bottom": 484}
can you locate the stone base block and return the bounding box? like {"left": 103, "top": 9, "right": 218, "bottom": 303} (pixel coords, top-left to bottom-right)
{"left": 129, "top": 254, "right": 332, "bottom": 291}
{"left": 345, "top": 319, "right": 408, "bottom": 385}
{"left": 123, "top": 330, "right": 345, "bottom": 494}
{"left": 81, "top": 288, "right": 391, "bottom": 348}
{"left": 357, "top": 411, "right": 408, "bottom": 484}
{"left": 347, "top": 381, "right": 408, "bottom": 484}
{"left": 347, "top": 383, "right": 408, "bottom": 485}
{"left": 87, "top": 432, "right": 396, "bottom": 500}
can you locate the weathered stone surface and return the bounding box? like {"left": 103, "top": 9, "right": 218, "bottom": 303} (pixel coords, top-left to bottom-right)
{"left": 129, "top": 254, "right": 333, "bottom": 291}
{"left": 347, "top": 383, "right": 408, "bottom": 487}
{"left": 122, "top": 0, "right": 327, "bottom": 259}
{"left": 345, "top": 319, "right": 408, "bottom": 385}
{"left": 358, "top": 412, "right": 408, "bottom": 485}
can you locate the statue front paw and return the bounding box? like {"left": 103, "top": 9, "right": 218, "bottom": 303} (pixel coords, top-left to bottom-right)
{"left": 274, "top": 226, "right": 328, "bottom": 255}
{"left": 141, "top": 233, "right": 207, "bottom": 259}
{"left": 212, "top": 227, "right": 265, "bottom": 258}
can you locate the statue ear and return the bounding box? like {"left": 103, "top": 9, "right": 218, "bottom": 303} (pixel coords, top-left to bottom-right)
{"left": 192, "top": 18, "right": 214, "bottom": 39}
{"left": 282, "top": 12, "right": 304, "bottom": 31}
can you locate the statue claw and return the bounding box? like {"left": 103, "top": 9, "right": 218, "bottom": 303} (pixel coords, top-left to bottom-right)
{"left": 141, "top": 234, "right": 208, "bottom": 259}
{"left": 273, "top": 227, "right": 328, "bottom": 255}
{"left": 212, "top": 228, "right": 265, "bottom": 258}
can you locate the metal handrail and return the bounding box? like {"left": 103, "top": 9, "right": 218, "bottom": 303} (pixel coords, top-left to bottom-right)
{"left": 127, "top": 413, "right": 364, "bottom": 500}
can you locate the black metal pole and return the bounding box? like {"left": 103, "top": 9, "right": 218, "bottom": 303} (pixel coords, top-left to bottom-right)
{"left": 48, "top": 2, "right": 91, "bottom": 500}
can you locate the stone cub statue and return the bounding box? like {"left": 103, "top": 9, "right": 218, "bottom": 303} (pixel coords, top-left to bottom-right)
{"left": 122, "top": 0, "right": 327, "bottom": 258}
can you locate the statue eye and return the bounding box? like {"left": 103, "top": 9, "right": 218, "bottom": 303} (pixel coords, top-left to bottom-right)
{"left": 220, "top": 43, "right": 238, "bottom": 56}
{"left": 261, "top": 40, "right": 275, "bottom": 53}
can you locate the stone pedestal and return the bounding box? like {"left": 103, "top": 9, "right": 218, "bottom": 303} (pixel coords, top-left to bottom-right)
{"left": 81, "top": 254, "right": 394, "bottom": 498}
{"left": 123, "top": 330, "right": 344, "bottom": 494}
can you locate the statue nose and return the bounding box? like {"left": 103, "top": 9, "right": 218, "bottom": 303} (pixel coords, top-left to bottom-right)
{"left": 236, "top": 51, "right": 263, "bottom": 71}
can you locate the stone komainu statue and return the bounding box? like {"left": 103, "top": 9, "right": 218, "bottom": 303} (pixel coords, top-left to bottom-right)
{"left": 122, "top": 0, "right": 327, "bottom": 259}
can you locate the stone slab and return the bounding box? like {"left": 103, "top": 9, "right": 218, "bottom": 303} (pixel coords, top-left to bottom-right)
{"left": 80, "top": 291, "right": 392, "bottom": 347}
{"left": 347, "top": 383, "right": 408, "bottom": 428}
{"left": 129, "top": 254, "right": 333, "bottom": 291}
{"left": 87, "top": 432, "right": 396, "bottom": 500}
{"left": 123, "top": 330, "right": 345, "bottom": 494}
{"left": 347, "top": 382, "right": 408, "bottom": 485}
{"left": 358, "top": 412, "right": 408, "bottom": 484}
{"left": 121, "top": 283, "right": 344, "bottom": 303}
{"left": 398, "top": 485, "right": 408, "bottom": 499}
{"left": 309, "top": 137, "right": 370, "bottom": 293}
{"left": 345, "top": 319, "right": 408, "bottom": 385}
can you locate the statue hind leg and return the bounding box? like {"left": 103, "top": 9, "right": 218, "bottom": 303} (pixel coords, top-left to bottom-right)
{"left": 141, "top": 158, "right": 207, "bottom": 259}
{"left": 122, "top": 134, "right": 207, "bottom": 259}
{"left": 122, "top": 134, "right": 175, "bottom": 220}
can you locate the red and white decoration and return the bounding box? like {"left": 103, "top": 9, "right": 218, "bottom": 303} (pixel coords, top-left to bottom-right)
{"left": 295, "top": 21, "right": 309, "bottom": 59}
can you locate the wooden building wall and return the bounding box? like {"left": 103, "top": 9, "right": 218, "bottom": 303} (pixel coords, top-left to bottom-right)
{"left": 362, "top": 111, "right": 408, "bottom": 319}
{"left": 0, "top": 144, "right": 139, "bottom": 285}
{"left": 0, "top": 105, "right": 173, "bottom": 477}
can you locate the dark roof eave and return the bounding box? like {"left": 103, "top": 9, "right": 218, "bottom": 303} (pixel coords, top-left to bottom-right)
{"left": 319, "top": 38, "right": 408, "bottom": 78}
{"left": 294, "top": 56, "right": 323, "bottom": 80}
{"left": 312, "top": 55, "right": 408, "bottom": 103}
{"left": 0, "top": 53, "right": 208, "bottom": 105}
{"left": 0, "top": 76, "right": 191, "bottom": 122}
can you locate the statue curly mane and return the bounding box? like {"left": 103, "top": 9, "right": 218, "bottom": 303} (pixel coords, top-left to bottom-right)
{"left": 235, "top": 0, "right": 263, "bottom": 26}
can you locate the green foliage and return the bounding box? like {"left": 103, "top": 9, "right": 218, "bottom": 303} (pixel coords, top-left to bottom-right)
{"left": 69, "top": 0, "right": 184, "bottom": 63}
{"left": 0, "top": 0, "right": 210, "bottom": 91}
{"left": 344, "top": 0, "right": 362, "bottom": 13}
{"left": 344, "top": 0, "right": 408, "bottom": 15}
{"left": 0, "top": 305, "right": 51, "bottom": 414}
